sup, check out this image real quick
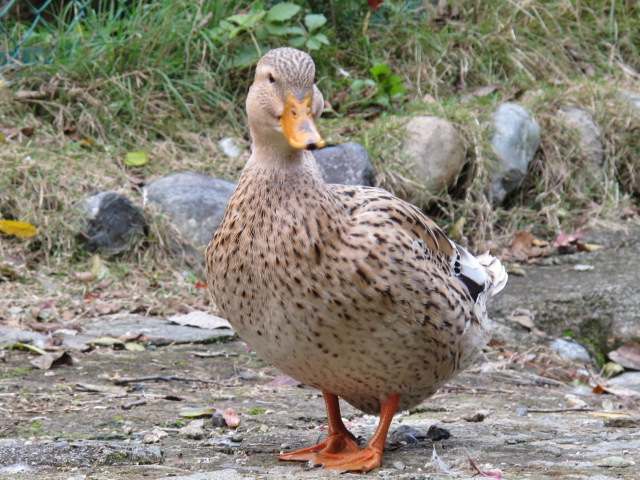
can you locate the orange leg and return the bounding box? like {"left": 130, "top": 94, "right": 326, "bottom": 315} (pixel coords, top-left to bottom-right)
{"left": 279, "top": 392, "right": 401, "bottom": 472}
{"left": 278, "top": 391, "right": 361, "bottom": 462}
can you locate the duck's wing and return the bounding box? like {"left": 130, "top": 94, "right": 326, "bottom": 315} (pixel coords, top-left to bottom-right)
{"left": 329, "top": 184, "right": 507, "bottom": 305}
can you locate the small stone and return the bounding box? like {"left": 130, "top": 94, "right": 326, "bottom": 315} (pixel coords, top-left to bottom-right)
{"left": 564, "top": 394, "right": 588, "bottom": 409}
{"left": 211, "top": 412, "right": 226, "bottom": 427}
{"left": 462, "top": 410, "right": 489, "bottom": 422}
{"left": 601, "top": 399, "right": 614, "bottom": 411}
{"left": 179, "top": 419, "right": 206, "bottom": 439}
{"left": 78, "top": 192, "right": 145, "bottom": 254}
{"left": 549, "top": 338, "right": 591, "bottom": 363}
{"left": 491, "top": 103, "right": 540, "bottom": 203}
{"left": 402, "top": 116, "right": 466, "bottom": 193}
{"left": 313, "top": 142, "right": 374, "bottom": 186}
{"left": 515, "top": 407, "right": 529, "bottom": 417}
{"left": 122, "top": 426, "right": 133, "bottom": 435}
{"left": 426, "top": 425, "right": 451, "bottom": 441}
{"left": 392, "top": 460, "right": 406, "bottom": 470}
{"left": 230, "top": 433, "right": 243, "bottom": 442}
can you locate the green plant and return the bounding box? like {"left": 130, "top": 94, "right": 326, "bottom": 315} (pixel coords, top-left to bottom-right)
{"left": 209, "top": 2, "right": 330, "bottom": 68}
{"left": 348, "top": 63, "right": 405, "bottom": 110}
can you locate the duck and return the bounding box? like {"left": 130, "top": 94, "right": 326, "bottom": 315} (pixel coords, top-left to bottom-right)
{"left": 205, "top": 47, "right": 507, "bottom": 472}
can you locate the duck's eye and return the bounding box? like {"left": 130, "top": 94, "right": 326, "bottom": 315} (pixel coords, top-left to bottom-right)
{"left": 268, "top": 73, "right": 275, "bottom": 84}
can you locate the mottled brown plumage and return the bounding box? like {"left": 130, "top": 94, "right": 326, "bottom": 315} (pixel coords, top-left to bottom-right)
{"left": 205, "top": 47, "right": 507, "bottom": 472}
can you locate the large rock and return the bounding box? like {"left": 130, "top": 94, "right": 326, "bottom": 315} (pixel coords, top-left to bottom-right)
{"left": 557, "top": 107, "right": 604, "bottom": 167}
{"left": 78, "top": 192, "right": 145, "bottom": 254}
{"left": 313, "top": 142, "right": 374, "bottom": 186}
{"left": 402, "top": 116, "right": 466, "bottom": 192}
{"left": 491, "top": 104, "right": 540, "bottom": 203}
{"left": 489, "top": 228, "right": 640, "bottom": 354}
{"left": 144, "top": 173, "right": 236, "bottom": 247}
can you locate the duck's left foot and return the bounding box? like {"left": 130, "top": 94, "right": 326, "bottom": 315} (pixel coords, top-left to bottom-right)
{"left": 310, "top": 445, "right": 383, "bottom": 472}
{"left": 278, "top": 430, "right": 361, "bottom": 462}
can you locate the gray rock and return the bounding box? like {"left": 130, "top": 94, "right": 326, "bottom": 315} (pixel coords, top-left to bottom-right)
{"left": 313, "top": 142, "right": 374, "bottom": 186}
{"left": 144, "top": 172, "right": 236, "bottom": 247}
{"left": 78, "top": 192, "right": 145, "bottom": 254}
{"left": 489, "top": 227, "right": 640, "bottom": 354}
{"left": 550, "top": 338, "right": 592, "bottom": 363}
{"left": 81, "top": 314, "right": 235, "bottom": 346}
{"left": 557, "top": 107, "right": 604, "bottom": 167}
{"left": 402, "top": 116, "right": 466, "bottom": 192}
{"left": 78, "top": 314, "right": 235, "bottom": 345}
{"left": 0, "top": 326, "right": 49, "bottom": 348}
{"left": 491, "top": 103, "right": 540, "bottom": 203}
{"left": 606, "top": 372, "right": 640, "bottom": 393}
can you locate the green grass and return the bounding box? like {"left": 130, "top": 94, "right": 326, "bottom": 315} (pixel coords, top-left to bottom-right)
{"left": 0, "top": 0, "right": 639, "bottom": 299}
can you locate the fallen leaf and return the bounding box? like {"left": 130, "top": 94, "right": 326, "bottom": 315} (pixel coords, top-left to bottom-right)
{"left": 124, "top": 151, "right": 149, "bottom": 166}
{"left": 178, "top": 406, "right": 216, "bottom": 418}
{"left": 505, "top": 313, "right": 547, "bottom": 338}
{"left": 595, "top": 456, "right": 636, "bottom": 467}
{"left": 608, "top": 341, "right": 640, "bottom": 370}
{"left": 265, "top": 375, "right": 302, "bottom": 387}
{"left": 90, "top": 336, "right": 125, "bottom": 347}
{"left": 74, "top": 383, "right": 126, "bottom": 394}
{"left": 124, "top": 342, "right": 146, "bottom": 352}
{"left": 12, "top": 343, "right": 48, "bottom": 356}
{"left": 168, "top": 311, "right": 232, "bottom": 330}
{"left": 30, "top": 351, "right": 73, "bottom": 370}
{"left": 0, "top": 220, "right": 37, "bottom": 238}
{"left": 510, "top": 231, "right": 548, "bottom": 261}
{"left": 222, "top": 408, "right": 241, "bottom": 428}
{"left": 467, "top": 455, "right": 503, "bottom": 478}
{"left": 74, "top": 271, "right": 97, "bottom": 283}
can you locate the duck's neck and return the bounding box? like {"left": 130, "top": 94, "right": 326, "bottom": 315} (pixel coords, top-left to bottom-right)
{"left": 242, "top": 144, "right": 325, "bottom": 189}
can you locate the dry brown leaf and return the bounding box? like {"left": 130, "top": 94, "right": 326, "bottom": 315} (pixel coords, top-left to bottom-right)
{"left": 265, "top": 375, "right": 302, "bottom": 387}
{"left": 222, "top": 408, "right": 240, "bottom": 428}
{"left": 608, "top": 342, "right": 640, "bottom": 370}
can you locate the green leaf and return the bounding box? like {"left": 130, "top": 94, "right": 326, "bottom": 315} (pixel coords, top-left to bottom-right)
{"left": 227, "top": 13, "right": 250, "bottom": 25}
{"left": 232, "top": 45, "right": 262, "bottom": 68}
{"left": 286, "top": 26, "right": 306, "bottom": 36}
{"left": 124, "top": 342, "right": 146, "bottom": 352}
{"left": 124, "top": 151, "right": 149, "bottom": 166}
{"left": 289, "top": 36, "right": 306, "bottom": 48}
{"left": 265, "top": 22, "right": 288, "bottom": 36}
{"left": 304, "top": 13, "right": 327, "bottom": 32}
{"left": 178, "top": 406, "right": 216, "bottom": 418}
{"left": 266, "top": 3, "right": 301, "bottom": 21}
{"left": 369, "top": 64, "right": 390, "bottom": 80}
{"left": 306, "top": 37, "right": 322, "bottom": 50}
{"left": 12, "top": 343, "right": 47, "bottom": 355}
{"left": 313, "top": 32, "right": 330, "bottom": 45}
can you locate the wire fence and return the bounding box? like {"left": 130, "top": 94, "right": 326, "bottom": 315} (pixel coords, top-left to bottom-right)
{"left": 0, "top": 0, "right": 94, "bottom": 68}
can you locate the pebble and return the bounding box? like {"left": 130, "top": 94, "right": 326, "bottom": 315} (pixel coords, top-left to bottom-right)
{"left": 564, "top": 394, "right": 588, "bottom": 409}
{"left": 230, "top": 433, "right": 244, "bottom": 443}
{"left": 426, "top": 425, "right": 451, "bottom": 441}
{"left": 392, "top": 460, "right": 406, "bottom": 470}
{"left": 179, "top": 420, "right": 206, "bottom": 440}
{"left": 549, "top": 338, "right": 592, "bottom": 363}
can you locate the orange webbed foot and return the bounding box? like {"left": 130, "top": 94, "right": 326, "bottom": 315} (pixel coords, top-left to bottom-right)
{"left": 278, "top": 430, "right": 361, "bottom": 463}
{"left": 311, "top": 445, "right": 383, "bottom": 472}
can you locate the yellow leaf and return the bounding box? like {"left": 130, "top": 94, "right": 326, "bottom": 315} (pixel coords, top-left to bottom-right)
{"left": 0, "top": 133, "right": 5, "bottom": 142}
{"left": 0, "top": 220, "right": 37, "bottom": 238}
{"left": 124, "top": 151, "right": 149, "bottom": 166}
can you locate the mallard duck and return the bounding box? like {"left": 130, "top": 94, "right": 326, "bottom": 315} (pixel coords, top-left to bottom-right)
{"left": 205, "top": 47, "right": 507, "bottom": 472}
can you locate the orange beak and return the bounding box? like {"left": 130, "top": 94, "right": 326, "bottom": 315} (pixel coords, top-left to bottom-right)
{"left": 280, "top": 92, "right": 326, "bottom": 150}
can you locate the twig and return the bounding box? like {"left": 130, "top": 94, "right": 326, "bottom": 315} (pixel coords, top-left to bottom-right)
{"left": 122, "top": 399, "right": 147, "bottom": 410}
{"left": 526, "top": 407, "right": 594, "bottom": 413}
{"left": 114, "top": 375, "right": 233, "bottom": 387}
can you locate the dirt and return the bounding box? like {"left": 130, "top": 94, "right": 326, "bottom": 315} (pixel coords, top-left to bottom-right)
{"left": 1, "top": 337, "right": 639, "bottom": 480}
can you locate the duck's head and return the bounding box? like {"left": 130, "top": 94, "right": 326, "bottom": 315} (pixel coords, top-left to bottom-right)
{"left": 247, "top": 47, "right": 326, "bottom": 152}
